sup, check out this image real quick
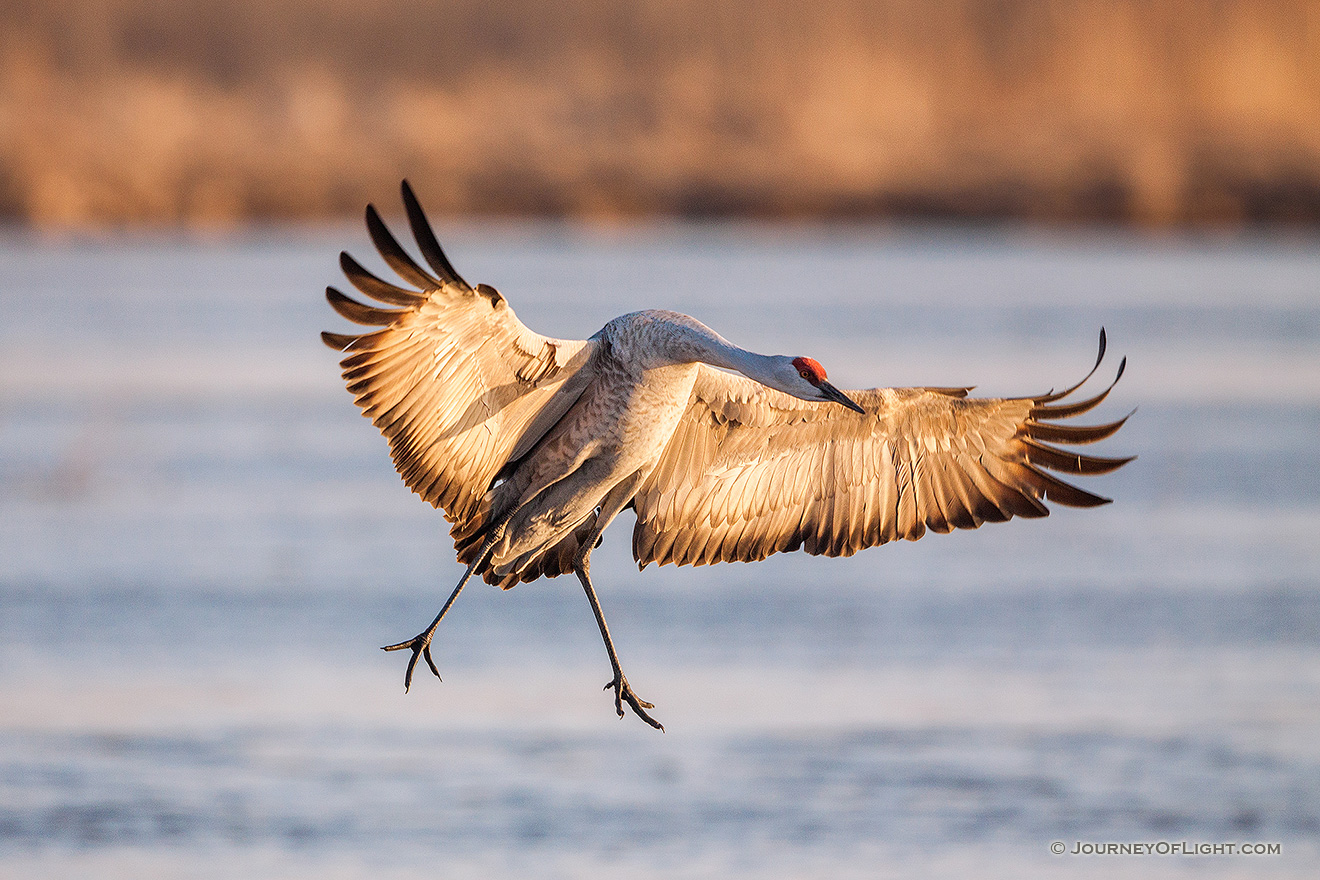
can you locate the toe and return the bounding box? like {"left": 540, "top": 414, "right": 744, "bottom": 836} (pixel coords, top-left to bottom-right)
{"left": 422, "top": 646, "right": 442, "bottom": 681}
{"left": 403, "top": 652, "right": 419, "bottom": 692}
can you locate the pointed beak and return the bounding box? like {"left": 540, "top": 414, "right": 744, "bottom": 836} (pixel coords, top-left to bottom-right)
{"left": 820, "top": 381, "right": 865, "bottom": 414}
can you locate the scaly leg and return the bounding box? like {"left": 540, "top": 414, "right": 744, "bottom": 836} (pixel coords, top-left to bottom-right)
{"left": 382, "top": 518, "right": 507, "bottom": 691}
{"left": 572, "top": 472, "right": 663, "bottom": 730}
{"left": 575, "top": 553, "right": 663, "bottom": 730}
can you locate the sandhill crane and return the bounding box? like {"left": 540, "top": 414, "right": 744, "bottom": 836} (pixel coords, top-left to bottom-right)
{"left": 323, "top": 181, "right": 1132, "bottom": 730}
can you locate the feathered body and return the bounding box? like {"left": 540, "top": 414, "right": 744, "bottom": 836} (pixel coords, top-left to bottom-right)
{"left": 323, "top": 182, "right": 1133, "bottom": 728}
{"left": 458, "top": 311, "right": 714, "bottom": 586}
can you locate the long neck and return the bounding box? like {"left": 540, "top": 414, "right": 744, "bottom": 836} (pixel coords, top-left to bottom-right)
{"left": 663, "top": 313, "right": 782, "bottom": 386}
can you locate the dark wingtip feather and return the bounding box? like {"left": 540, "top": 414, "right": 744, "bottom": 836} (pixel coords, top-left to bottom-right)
{"left": 321, "top": 330, "right": 358, "bottom": 351}
{"left": 1027, "top": 411, "right": 1132, "bottom": 445}
{"left": 1030, "top": 328, "right": 1113, "bottom": 404}
{"left": 366, "top": 201, "right": 443, "bottom": 291}
{"left": 340, "top": 250, "right": 425, "bottom": 307}
{"left": 1031, "top": 353, "right": 1128, "bottom": 419}
{"left": 326, "top": 286, "right": 402, "bottom": 325}
{"left": 1029, "top": 465, "right": 1114, "bottom": 507}
{"left": 1022, "top": 437, "right": 1136, "bottom": 475}
{"left": 401, "top": 179, "right": 469, "bottom": 288}
{"left": 1061, "top": 491, "right": 1114, "bottom": 507}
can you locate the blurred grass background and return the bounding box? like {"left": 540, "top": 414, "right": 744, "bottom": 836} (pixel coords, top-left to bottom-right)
{"left": 1, "top": 0, "right": 1318, "bottom": 228}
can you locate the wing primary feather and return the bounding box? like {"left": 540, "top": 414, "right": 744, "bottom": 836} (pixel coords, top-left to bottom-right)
{"left": 326, "top": 287, "right": 402, "bottom": 325}
{"left": 365, "top": 203, "right": 443, "bottom": 291}
{"left": 401, "top": 180, "right": 469, "bottom": 287}
{"left": 332, "top": 328, "right": 392, "bottom": 358}
{"left": 1030, "top": 328, "right": 1108, "bottom": 403}
{"left": 1021, "top": 437, "right": 1136, "bottom": 475}
{"left": 340, "top": 251, "right": 425, "bottom": 306}
{"left": 1027, "top": 411, "right": 1132, "bottom": 444}
{"left": 1032, "top": 356, "right": 1126, "bottom": 418}
{"left": 1032, "top": 380, "right": 1112, "bottom": 419}
{"left": 1024, "top": 464, "right": 1113, "bottom": 507}
{"left": 321, "top": 330, "right": 358, "bottom": 351}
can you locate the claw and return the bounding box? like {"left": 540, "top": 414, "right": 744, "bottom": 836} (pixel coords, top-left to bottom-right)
{"left": 382, "top": 632, "right": 442, "bottom": 692}
{"left": 605, "top": 674, "right": 664, "bottom": 731}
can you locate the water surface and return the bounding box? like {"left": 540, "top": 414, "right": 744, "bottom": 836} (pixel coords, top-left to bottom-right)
{"left": 2, "top": 226, "right": 1318, "bottom": 878}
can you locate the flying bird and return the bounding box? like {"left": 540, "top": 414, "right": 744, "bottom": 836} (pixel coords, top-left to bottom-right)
{"left": 323, "top": 181, "right": 1132, "bottom": 730}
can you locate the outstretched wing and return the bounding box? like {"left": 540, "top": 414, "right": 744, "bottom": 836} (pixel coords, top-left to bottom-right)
{"left": 632, "top": 335, "right": 1131, "bottom": 567}
{"left": 322, "top": 181, "right": 598, "bottom": 529}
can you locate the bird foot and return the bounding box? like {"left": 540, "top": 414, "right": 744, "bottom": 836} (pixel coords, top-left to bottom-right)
{"left": 605, "top": 672, "right": 664, "bottom": 731}
{"left": 382, "top": 630, "right": 442, "bottom": 692}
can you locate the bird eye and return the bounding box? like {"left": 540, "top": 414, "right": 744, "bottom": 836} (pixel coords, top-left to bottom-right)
{"left": 799, "top": 370, "right": 811, "bottom": 379}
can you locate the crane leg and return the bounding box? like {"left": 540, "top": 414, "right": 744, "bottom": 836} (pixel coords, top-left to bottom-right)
{"left": 381, "top": 516, "right": 508, "bottom": 692}
{"left": 572, "top": 472, "right": 663, "bottom": 731}
{"left": 575, "top": 554, "right": 663, "bottom": 731}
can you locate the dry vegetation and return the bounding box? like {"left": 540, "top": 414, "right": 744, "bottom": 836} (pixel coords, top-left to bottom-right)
{"left": 2, "top": 0, "right": 1318, "bottom": 226}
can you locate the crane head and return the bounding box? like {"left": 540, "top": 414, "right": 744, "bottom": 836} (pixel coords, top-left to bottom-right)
{"left": 790, "top": 357, "right": 866, "bottom": 414}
